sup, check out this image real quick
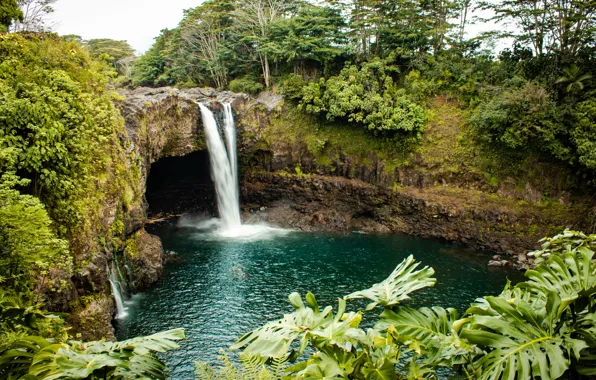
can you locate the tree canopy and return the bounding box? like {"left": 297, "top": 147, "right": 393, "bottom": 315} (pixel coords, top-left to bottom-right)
{"left": 0, "top": 0, "right": 23, "bottom": 32}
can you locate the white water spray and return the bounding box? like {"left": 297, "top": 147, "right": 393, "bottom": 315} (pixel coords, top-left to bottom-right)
{"left": 195, "top": 103, "right": 290, "bottom": 240}
{"left": 109, "top": 266, "right": 127, "bottom": 319}
{"left": 199, "top": 103, "right": 241, "bottom": 229}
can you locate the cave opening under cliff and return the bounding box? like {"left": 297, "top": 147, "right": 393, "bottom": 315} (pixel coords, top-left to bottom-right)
{"left": 145, "top": 150, "right": 216, "bottom": 217}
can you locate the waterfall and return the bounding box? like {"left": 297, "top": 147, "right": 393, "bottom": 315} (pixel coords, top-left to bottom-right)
{"left": 109, "top": 266, "right": 127, "bottom": 319}
{"left": 114, "top": 259, "right": 129, "bottom": 298}
{"left": 199, "top": 103, "right": 241, "bottom": 229}
{"left": 223, "top": 104, "right": 239, "bottom": 208}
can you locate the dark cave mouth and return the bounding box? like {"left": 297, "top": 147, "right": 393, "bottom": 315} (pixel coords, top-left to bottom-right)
{"left": 145, "top": 150, "right": 215, "bottom": 217}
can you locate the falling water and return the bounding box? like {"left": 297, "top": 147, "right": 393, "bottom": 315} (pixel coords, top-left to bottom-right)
{"left": 114, "top": 259, "right": 129, "bottom": 298}
{"left": 223, "top": 104, "right": 239, "bottom": 208}
{"left": 109, "top": 266, "right": 127, "bottom": 319}
{"left": 199, "top": 103, "right": 241, "bottom": 229}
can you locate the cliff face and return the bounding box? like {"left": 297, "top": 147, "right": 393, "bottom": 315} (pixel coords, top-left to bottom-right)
{"left": 67, "top": 87, "right": 245, "bottom": 340}
{"left": 233, "top": 95, "right": 592, "bottom": 267}
{"left": 113, "top": 87, "right": 591, "bottom": 276}
{"left": 67, "top": 86, "right": 592, "bottom": 339}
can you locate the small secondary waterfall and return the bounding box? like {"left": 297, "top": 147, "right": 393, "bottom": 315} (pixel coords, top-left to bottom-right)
{"left": 114, "top": 259, "right": 129, "bottom": 298}
{"left": 109, "top": 266, "right": 127, "bottom": 318}
{"left": 199, "top": 103, "right": 241, "bottom": 229}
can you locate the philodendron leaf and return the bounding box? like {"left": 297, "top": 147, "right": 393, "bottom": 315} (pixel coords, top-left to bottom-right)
{"left": 376, "top": 305, "right": 474, "bottom": 366}
{"left": 27, "top": 329, "right": 185, "bottom": 380}
{"left": 461, "top": 291, "right": 578, "bottom": 380}
{"left": 231, "top": 293, "right": 334, "bottom": 358}
{"left": 520, "top": 245, "right": 596, "bottom": 314}
{"left": 345, "top": 255, "right": 436, "bottom": 309}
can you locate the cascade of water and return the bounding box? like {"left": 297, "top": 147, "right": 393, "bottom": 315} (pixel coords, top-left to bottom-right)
{"left": 199, "top": 103, "right": 241, "bottom": 229}
{"left": 223, "top": 104, "right": 239, "bottom": 208}
{"left": 109, "top": 266, "right": 127, "bottom": 319}
{"left": 114, "top": 259, "right": 129, "bottom": 298}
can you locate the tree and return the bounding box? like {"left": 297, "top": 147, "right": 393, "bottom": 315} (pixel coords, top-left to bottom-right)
{"left": 179, "top": 0, "right": 235, "bottom": 89}
{"left": 10, "top": 0, "right": 55, "bottom": 32}
{"left": 85, "top": 38, "right": 135, "bottom": 62}
{"left": 232, "top": 0, "right": 295, "bottom": 88}
{"left": 266, "top": 4, "right": 346, "bottom": 76}
{"left": 479, "top": 0, "right": 596, "bottom": 57}
{"left": 0, "top": 0, "right": 22, "bottom": 32}
{"left": 84, "top": 38, "right": 136, "bottom": 77}
{"left": 132, "top": 29, "right": 176, "bottom": 86}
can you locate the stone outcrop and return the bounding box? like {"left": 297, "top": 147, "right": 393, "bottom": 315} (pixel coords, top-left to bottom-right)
{"left": 241, "top": 172, "right": 581, "bottom": 261}
{"left": 124, "top": 230, "right": 165, "bottom": 291}
{"left": 68, "top": 295, "right": 116, "bottom": 341}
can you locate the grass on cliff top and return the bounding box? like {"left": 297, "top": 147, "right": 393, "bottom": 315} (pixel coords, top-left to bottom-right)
{"left": 243, "top": 97, "right": 584, "bottom": 209}
{"left": 250, "top": 101, "right": 410, "bottom": 172}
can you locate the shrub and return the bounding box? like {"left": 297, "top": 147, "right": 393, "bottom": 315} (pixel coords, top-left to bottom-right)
{"left": 228, "top": 76, "right": 264, "bottom": 94}
{"left": 300, "top": 57, "right": 428, "bottom": 136}
{"left": 281, "top": 73, "right": 307, "bottom": 100}
{"left": 470, "top": 80, "right": 570, "bottom": 161}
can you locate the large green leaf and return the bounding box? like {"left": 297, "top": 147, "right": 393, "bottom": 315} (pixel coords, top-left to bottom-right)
{"left": 528, "top": 229, "right": 596, "bottom": 264}
{"left": 520, "top": 246, "right": 596, "bottom": 313}
{"left": 461, "top": 292, "right": 581, "bottom": 380}
{"left": 345, "top": 255, "right": 436, "bottom": 309}
{"left": 0, "top": 336, "right": 50, "bottom": 380}
{"left": 26, "top": 329, "right": 185, "bottom": 379}
{"left": 376, "top": 306, "right": 473, "bottom": 367}
{"left": 297, "top": 348, "right": 359, "bottom": 379}
{"left": 232, "top": 293, "right": 360, "bottom": 358}
{"left": 231, "top": 292, "right": 333, "bottom": 357}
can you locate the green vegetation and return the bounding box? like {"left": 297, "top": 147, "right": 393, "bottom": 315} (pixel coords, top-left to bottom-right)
{"left": 0, "top": 301, "right": 185, "bottom": 379}
{"left": 199, "top": 230, "right": 596, "bottom": 379}
{"left": 300, "top": 57, "right": 428, "bottom": 136}
{"left": 0, "top": 32, "right": 128, "bottom": 309}
{"left": 0, "top": 0, "right": 22, "bottom": 32}
{"left": 0, "top": 0, "right": 594, "bottom": 377}
{"left": 131, "top": 0, "right": 596, "bottom": 185}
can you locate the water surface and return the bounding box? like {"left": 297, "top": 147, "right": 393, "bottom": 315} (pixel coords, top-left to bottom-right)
{"left": 114, "top": 223, "right": 524, "bottom": 378}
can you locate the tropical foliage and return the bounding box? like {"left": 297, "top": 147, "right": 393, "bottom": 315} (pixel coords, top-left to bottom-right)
{"left": 0, "top": 307, "right": 185, "bottom": 380}
{"left": 201, "top": 230, "right": 596, "bottom": 379}
{"left": 129, "top": 0, "right": 596, "bottom": 178}
{"left": 0, "top": 32, "right": 128, "bottom": 311}
{"left": 300, "top": 58, "right": 428, "bottom": 136}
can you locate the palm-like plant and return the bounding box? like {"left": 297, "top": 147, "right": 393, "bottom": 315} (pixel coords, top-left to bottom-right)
{"left": 556, "top": 65, "right": 592, "bottom": 93}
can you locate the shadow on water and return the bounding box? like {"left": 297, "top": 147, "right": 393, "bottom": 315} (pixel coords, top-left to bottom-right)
{"left": 114, "top": 219, "right": 525, "bottom": 378}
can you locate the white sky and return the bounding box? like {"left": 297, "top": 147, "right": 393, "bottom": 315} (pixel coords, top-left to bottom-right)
{"left": 49, "top": 0, "right": 510, "bottom": 55}
{"left": 50, "top": 0, "right": 202, "bottom": 54}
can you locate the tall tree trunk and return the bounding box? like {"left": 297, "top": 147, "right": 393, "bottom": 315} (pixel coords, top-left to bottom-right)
{"left": 260, "top": 53, "right": 270, "bottom": 88}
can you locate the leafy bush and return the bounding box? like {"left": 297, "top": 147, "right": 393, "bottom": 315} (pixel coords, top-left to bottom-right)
{"left": 0, "top": 33, "right": 122, "bottom": 235}
{"left": 221, "top": 231, "right": 596, "bottom": 379}
{"left": 0, "top": 325, "right": 185, "bottom": 379}
{"left": 300, "top": 58, "right": 428, "bottom": 136}
{"left": 281, "top": 73, "right": 307, "bottom": 100}
{"left": 470, "top": 80, "right": 570, "bottom": 161}
{"left": 228, "top": 76, "right": 264, "bottom": 95}
{"left": 0, "top": 172, "right": 70, "bottom": 300}
{"left": 571, "top": 95, "right": 596, "bottom": 170}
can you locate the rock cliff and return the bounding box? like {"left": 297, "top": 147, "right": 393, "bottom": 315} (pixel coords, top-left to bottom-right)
{"left": 116, "top": 87, "right": 591, "bottom": 273}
